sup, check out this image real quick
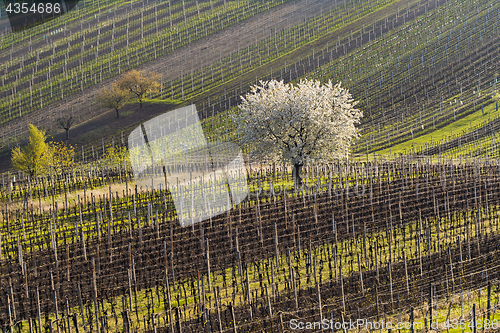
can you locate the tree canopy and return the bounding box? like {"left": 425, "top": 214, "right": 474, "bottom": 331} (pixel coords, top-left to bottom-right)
{"left": 103, "top": 145, "right": 129, "bottom": 167}
{"left": 57, "top": 116, "right": 75, "bottom": 139}
{"left": 96, "top": 83, "right": 130, "bottom": 118}
{"left": 11, "top": 124, "right": 51, "bottom": 177}
{"left": 49, "top": 142, "right": 75, "bottom": 175}
{"left": 11, "top": 124, "right": 77, "bottom": 176}
{"left": 117, "top": 70, "right": 160, "bottom": 108}
{"left": 235, "top": 79, "right": 362, "bottom": 186}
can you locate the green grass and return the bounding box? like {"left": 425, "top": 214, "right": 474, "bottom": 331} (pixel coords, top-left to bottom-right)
{"left": 438, "top": 128, "right": 500, "bottom": 160}
{"left": 375, "top": 102, "right": 499, "bottom": 155}
{"left": 139, "top": 98, "right": 183, "bottom": 106}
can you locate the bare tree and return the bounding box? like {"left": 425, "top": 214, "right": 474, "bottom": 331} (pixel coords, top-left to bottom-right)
{"left": 57, "top": 116, "right": 75, "bottom": 140}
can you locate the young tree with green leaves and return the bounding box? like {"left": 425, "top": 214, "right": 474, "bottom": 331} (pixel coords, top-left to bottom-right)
{"left": 11, "top": 124, "right": 51, "bottom": 177}
{"left": 104, "top": 145, "right": 130, "bottom": 167}
{"left": 49, "top": 142, "right": 75, "bottom": 175}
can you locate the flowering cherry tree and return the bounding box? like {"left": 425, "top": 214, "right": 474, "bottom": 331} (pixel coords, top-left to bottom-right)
{"left": 235, "top": 79, "right": 362, "bottom": 186}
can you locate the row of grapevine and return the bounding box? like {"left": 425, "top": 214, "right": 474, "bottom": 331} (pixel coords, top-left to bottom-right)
{"left": 2, "top": 157, "right": 500, "bottom": 331}
{"left": 301, "top": 0, "right": 500, "bottom": 155}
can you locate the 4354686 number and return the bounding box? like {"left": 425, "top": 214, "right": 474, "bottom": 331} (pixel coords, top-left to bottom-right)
{"left": 5, "top": 2, "right": 61, "bottom": 14}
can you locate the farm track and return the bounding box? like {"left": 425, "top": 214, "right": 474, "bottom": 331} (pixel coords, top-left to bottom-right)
{"left": 2, "top": 161, "right": 500, "bottom": 330}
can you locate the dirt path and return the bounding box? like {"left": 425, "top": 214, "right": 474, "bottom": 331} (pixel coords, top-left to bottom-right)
{"left": 146, "top": 0, "right": 337, "bottom": 83}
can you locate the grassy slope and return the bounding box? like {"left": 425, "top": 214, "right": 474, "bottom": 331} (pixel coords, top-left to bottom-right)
{"left": 376, "top": 102, "right": 498, "bottom": 155}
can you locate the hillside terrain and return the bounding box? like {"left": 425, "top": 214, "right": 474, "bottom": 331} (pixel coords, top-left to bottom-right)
{"left": 1, "top": 0, "right": 500, "bottom": 331}
{"left": 0, "top": 0, "right": 340, "bottom": 154}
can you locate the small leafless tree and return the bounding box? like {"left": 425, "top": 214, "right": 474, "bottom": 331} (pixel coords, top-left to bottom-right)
{"left": 58, "top": 116, "right": 75, "bottom": 140}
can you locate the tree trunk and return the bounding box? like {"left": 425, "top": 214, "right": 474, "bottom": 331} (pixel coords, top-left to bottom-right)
{"left": 115, "top": 108, "right": 120, "bottom": 118}
{"left": 293, "top": 163, "right": 303, "bottom": 187}
{"left": 139, "top": 99, "right": 143, "bottom": 108}
{"left": 65, "top": 129, "right": 69, "bottom": 140}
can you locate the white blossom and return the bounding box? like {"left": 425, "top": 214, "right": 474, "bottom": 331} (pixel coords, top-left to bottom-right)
{"left": 235, "top": 79, "right": 362, "bottom": 184}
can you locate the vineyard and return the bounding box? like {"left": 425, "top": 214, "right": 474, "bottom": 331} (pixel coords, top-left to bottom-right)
{"left": 0, "top": 0, "right": 432, "bottom": 152}
{"left": 2, "top": 0, "right": 500, "bottom": 331}
{"left": 0, "top": 0, "right": 342, "bottom": 149}
{"left": 2, "top": 158, "right": 500, "bottom": 332}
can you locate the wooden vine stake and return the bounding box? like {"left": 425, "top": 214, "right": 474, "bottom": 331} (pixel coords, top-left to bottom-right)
{"left": 313, "top": 254, "right": 323, "bottom": 322}
{"left": 375, "top": 241, "right": 379, "bottom": 283}
{"left": 487, "top": 282, "right": 492, "bottom": 321}
{"left": 122, "top": 296, "right": 130, "bottom": 333}
{"left": 472, "top": 304, "right": 477, "bottom": 333}
{"left": 92, "top": 258, "right": 100, "bottom": 333}
{"left": 206, "top": 239, "right": 211, "bottom": 290}
{"left": 214, "top": 288, "right": 223, "bottom": 333}
{"left": 429, "top": 284, "right": 433, "bottom": 325}
{"left": 77, "top": 283, "right": 85, "bottom": 328}
{"left": 388, "top": 260, "right": 393, "bottom": 304}
{"left": 266, "top": 285, "right": 272, "bottom": 317}
{"left": 50, "top": 272, "right": 61, "bottom": 333}
{"left": 231, "top": 302, "right": 238, "bottom": 333}
{"left": 357, "top": 253, "right": 364, "bottom": 294}
{"left": 164, "top": 266, "right": 174, "bottom": 333}
{"left": 292, "top": 268, "right": 298, "bottom": 310}
{"left": 271, "top": 261, "right": 276, "bottom": 302}
{"left": 36, "top": 287, "right": 42, "bottom": 333}
{"left": 8, "top": 277, "right": 16, "bottom": 322}
{"left": 417, "top": 234, "right": 423, "bottom": 277}
{"left": 410, "top": 306, "right": 414, "bottom": 333}
{"left": 448, "top": 248, "right": 455, "bottom": 295}
{"left": 340, "top": 266, "right": 346, "bottom": 313}
{"left": 404, "top": 251, "right": 409, "bottom": 297}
